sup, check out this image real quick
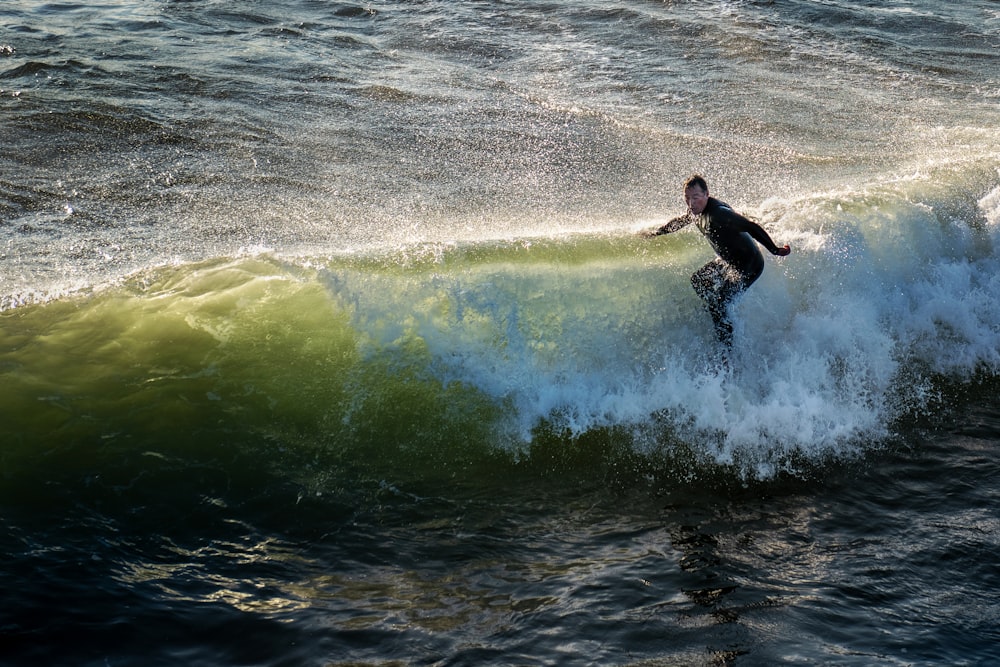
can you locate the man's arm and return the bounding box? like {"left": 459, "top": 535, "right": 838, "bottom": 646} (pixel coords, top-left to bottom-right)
{"left": 643, "top": 214, "right": 692, "bottom": 237}
{"left": 742, "top": 218, "right": 790, "bottom": 256}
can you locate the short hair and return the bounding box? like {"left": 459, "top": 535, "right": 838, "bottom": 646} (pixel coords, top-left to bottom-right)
{"left": 684, "top": 174, "right": 708, "bottom": 192}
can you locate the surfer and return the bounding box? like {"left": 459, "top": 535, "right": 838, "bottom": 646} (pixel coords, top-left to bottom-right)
{"left": 644, "top": 175, "right": 791, "bottom": 346}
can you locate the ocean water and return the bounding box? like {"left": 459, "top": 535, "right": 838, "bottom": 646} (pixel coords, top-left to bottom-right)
{"left": 2, "top": 1, "right": 999, "bottom": 665}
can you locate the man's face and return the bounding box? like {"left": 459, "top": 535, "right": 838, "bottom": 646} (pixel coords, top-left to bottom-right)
{"left": 684, "top": 185, "right": 709, "bottom": 215}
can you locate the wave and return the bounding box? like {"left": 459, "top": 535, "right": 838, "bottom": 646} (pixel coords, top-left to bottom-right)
{"left": 2, "top": 174, "right": 999, "bottom": 486}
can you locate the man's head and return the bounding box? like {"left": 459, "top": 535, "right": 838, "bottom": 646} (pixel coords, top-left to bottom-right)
{"left": 683, "top": 175, "right": 709, "bottom": 215}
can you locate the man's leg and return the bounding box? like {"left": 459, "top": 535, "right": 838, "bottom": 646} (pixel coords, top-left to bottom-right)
{"left": 691, "top": 260, "right": 764, "bottom": 346}
{"left": 691, "top": 260, "right": 735, "bottom": 346}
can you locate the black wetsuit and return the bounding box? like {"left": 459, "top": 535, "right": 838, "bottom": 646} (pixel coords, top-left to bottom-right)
{"left": 657, "top": 197, "right": 784, "bottom": 346}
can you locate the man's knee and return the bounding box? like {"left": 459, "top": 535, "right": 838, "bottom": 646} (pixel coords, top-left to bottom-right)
{"left": 690, "top": 272, "right": 709, "bottom": 298}
{"left": 691, "top": 264, "right": 720, "bottom": 298}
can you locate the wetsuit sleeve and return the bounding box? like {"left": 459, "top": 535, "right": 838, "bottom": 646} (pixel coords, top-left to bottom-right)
{"left": 740, "top": 217, "right": 784, "bottom": 254}
{"left": 653, "top": 214, "right": 693, "bottom": 235}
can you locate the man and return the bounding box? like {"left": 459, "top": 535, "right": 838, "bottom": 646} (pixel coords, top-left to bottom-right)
{"left": 645, "top": 175, "right": 791, "bottom": 346}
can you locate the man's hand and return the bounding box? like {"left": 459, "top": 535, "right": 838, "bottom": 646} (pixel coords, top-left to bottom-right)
{"left": 774, "top": 244, "right": 791, "bottom": 256}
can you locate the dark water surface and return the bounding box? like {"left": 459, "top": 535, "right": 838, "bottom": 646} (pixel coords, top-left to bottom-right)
{"left": 5, "top": 391, "right": 1000, "bottom": 665}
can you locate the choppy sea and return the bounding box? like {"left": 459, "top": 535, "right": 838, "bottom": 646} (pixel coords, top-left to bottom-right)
{"left": 2, "top": 1, "right": 1000, "bottom": 664}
